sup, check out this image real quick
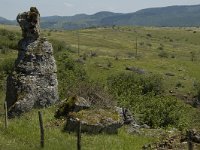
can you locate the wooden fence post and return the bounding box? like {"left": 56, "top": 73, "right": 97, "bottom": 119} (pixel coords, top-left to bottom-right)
{"left": 38, "top": 111, "right": 44, "bottom": 148}
{"left": 188, "top": 130, "right": 193, "bottom": 150}
{"left": 77, "top": 30, "right": 80, "bottom": 56}
{"left": 135, "top": 37, "right": 138, "bottom": 57}
{"left": 77, "top": 119, "right": 81, "bottom": 150}
{"left": 4, "top": 101, "right": 8, "bottom": 129}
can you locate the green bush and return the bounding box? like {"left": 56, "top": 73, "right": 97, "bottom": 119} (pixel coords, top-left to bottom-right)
{"left": 50, "top": 39, "right": 66, "bottom": 52}
{"left": 0, "top": 29, "right": 10, "bottom": 36}
{"left": 51, "top": 39, "right": 89, "bottom": 100}
{"left": 56, "top": 51, "right": 88, "bottom": 99}
{"left": 0, "top": 58, "right": 15, "bottom": 74}
{"left": 47, "top": 32, "right": 51, "bottom": 36}
{"left": 50, "top": 39, "right": 75, "bottom": 54}
{"left": 7, "top": 33, "right": 17, "bottom": 41}
{"left": 141, "top": 74, "right": 164, "bottom": 95}
{"left": 107, "top": 72, "right": 163, "bottom": 98}
{"left": 107, "top": 72, "right": 164, "bottom": 108}
{"left": 107, "top": 72, "right": 193, "bottom": 129}
{"left": 0, "top": 29, "right": 19, "bottom": 50}
{"left": 0, "top": 58, "right": 15, "bottom": 91}
{"left": 139, "top": 95, "right": 193, "bottom": 129}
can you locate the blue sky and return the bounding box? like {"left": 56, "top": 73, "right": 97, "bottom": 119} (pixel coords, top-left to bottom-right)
{"left": 1, "top": 0, "right": 200, "bottom": 19}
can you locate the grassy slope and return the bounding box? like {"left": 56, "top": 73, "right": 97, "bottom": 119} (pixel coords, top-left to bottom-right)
{"left": 0, "top": 106, "right": 155, "bottom": 150}
{"left": 46, "top": 26, "right": 200, "bottom": 95}
{"left": 0, "top": 25, "right": 200, "bottom": 149}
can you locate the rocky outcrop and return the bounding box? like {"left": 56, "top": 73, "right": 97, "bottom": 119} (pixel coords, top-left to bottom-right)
{"left": 55, "top": 97, "right": 123, "bottom": 134}
{"left": 65, "top": 109, "right": 123, "bottom": 134}
{"left": 17, "top": 7, "right": 40, "bottom": 39}
{"left": 5, "top": 7, "right": 59, "bottom": 117}
{"left": 56, "top": 98, "right": 140, "bottom": 134}
{"left": 115, "top": 107, "right": 134, "bottom": 124}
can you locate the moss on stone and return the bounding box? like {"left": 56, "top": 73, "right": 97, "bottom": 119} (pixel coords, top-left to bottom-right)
{"left": 55, "top": 96, "right": 77, "bottom": 118}
{"left": 69, "top": 109, "right": 120, "bottom": 125}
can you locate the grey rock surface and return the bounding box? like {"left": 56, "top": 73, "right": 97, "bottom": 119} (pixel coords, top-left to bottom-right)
{"left": 65, "top": 109, "right": 123, "bottom": 134}
{"left": 17, "top": 7, "right": 40, "bottom": 39}
{"left": 187, "top": 130, "right": 200, "bottom": 143}
{"left": 5, "top": 7, "right": 59, "bottom": 117}
{"left": 73, "top": 96, "right": 91, "bottom": 112}
{"left": 115, "top": 107, "right": 135, "bottom": 124}
{"left": 125, "top": 66, "right": 146, "bottom": 74}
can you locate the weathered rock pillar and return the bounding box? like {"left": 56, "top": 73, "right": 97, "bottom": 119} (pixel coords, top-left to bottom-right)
{"left": 5, "top": 7, "right": 59, "bottom": 117}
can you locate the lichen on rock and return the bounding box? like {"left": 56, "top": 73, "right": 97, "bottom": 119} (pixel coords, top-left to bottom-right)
{"left": 5, "top": 7, "right": 59, "bottom": 117}
{"left": 65, "top": 109, "right": 123, "bottom": 134}
{"left": 17, "top": 7, "right": 40, "bottom": 39}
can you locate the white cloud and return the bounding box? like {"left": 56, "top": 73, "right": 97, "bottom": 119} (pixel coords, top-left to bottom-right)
{"left": 64, "top": 2, "right": 73, "bottom": 7}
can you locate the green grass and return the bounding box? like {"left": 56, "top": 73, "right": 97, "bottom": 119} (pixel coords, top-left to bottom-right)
{"left": 0, "top": 25, "right": 200, "bottom": 149}
{"left": 40, "top": 26, "right": 200, "bottom": 95}
{"left": 0, "top": 105, "right": 155, "bottom": 150}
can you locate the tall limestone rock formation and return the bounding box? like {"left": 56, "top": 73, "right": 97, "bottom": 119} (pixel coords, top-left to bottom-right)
{"left": 6, "top": 7, "right": 59, "bottom": 117}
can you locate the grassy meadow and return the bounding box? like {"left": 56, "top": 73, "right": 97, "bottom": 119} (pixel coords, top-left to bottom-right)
{"left": 0, "top": 24, "right": 200, "bottom": 149}
{"left": 47, "top": 26, "right": 200, "bottom": 94}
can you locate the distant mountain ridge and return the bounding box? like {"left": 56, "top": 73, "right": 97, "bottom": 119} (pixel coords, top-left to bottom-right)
{"left": 40, "top": 11, "right": 122, "bottom": 29}
{"left": 0, "top": 17, "right": 15, "bottom": 25}
{"left": 1, "top": 4, "right": 200, "bottom": 29}
{"left": 101, "top": 5, "right": 200, "bottom": 27}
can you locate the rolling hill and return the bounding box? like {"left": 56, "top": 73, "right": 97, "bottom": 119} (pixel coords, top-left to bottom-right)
{"left": 1, "top": 4, "right": 200, "bottom": 29}
{"left": 40, "top": 11, "right": 121, "bottom": 29}
{"left": 0, "top": 17, "right": 14, "bottom": 25}
{"left": 101, "top": 5, "right": 200, "bottom": 27}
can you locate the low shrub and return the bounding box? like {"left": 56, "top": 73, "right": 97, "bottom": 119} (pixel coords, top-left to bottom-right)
{"left": 50, "top": 39, "right": 67, "bottom": 52}
{"left": 107, "top": 72, "right": 164, "bottom": 98}
{"left": 0, "top": 29, "right": 20, "bottom": 50}
{"left": 69, "top": 81, "right": 116, "bottom": 108}
{"left": 56, "top": 52, "right": 88, "bottom": 99}
{"left": 0, "top": 58, "right": 15, "bottom": 74}
{"left": 107, "top": 72, "right": 194, "bottom": 129}
{"left": 138, "top": 95, "right": 193, "bottom": 130}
